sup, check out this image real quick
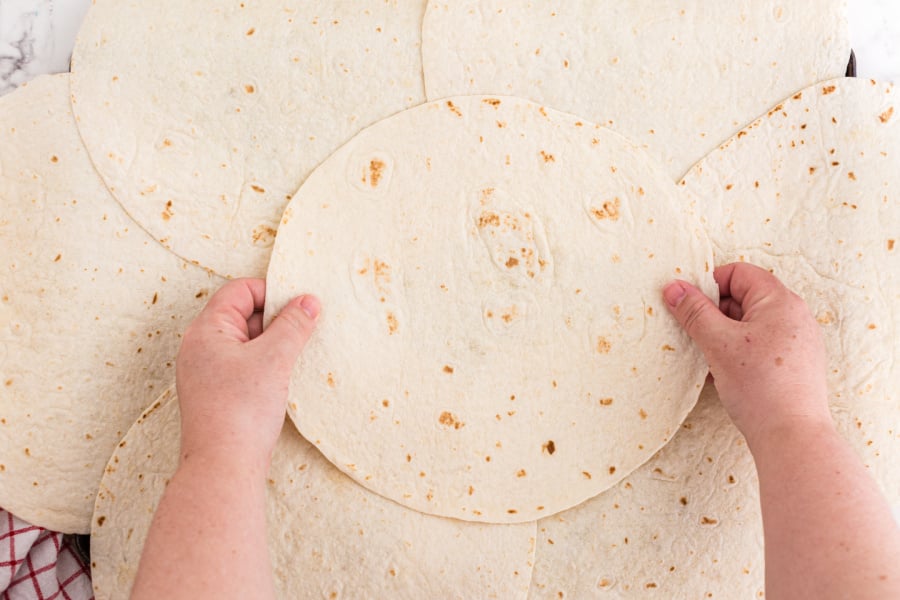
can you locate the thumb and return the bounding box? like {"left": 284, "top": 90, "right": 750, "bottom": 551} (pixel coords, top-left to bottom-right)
{"left": 662, "top": 281, "right": 728, "bottom": 352}
{"left": 259, "top": 295, "right": 321, "bottom": 361}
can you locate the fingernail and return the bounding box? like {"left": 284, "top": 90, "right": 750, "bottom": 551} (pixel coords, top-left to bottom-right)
{"left": 663, "top": 282, "right": 687, "bottom": 308}
{"left": 299, "top": 295, "right": 321, "bottom": 320}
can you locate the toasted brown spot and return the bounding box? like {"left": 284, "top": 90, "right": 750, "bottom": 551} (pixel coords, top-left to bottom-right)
{"left": 326, "top": 372, "right": 336, "bottom": 388}
{"left": 386, "top": 312, "right": 399, "bottom": 335}
{"left": 251, "top": 224, "right": 277, "bottom": 245}
{"left": 97, "top": 516, "right": 106, "bottom": 526}
{"left": 847, "top": 171, "right": 857, "bottom": 181}
{"left": 680, "top": 496, "right": 688, "bottom": 506}
{"left": 250, "top": 184, "right": 266, "bottom": 193}
{"left": 438, "top": 411, "right": 464, "bottom": 430}
{"left": 582, "top": 471, "right": 592, "bottom": 479}
{"left": 507, "top": 509, "right": 518, "bottom": 514}
{"left": 591, "top": 198, "right": 620, "bottom": 221}
{"left": 809, "top": 166, "right": 817, "bottom": 174}
{"left": 608, "top": 466, "right": 616, "bottom": 475}
{"left": 661, "top": 344, "right": 676, "bottom": 352}
{"left": 482, "top": 98, "right": 501, "bottom": 107}
{"left": 639, "top": 408, "right": 648, "bottom": 420}
{"left": 542, "top": 440, "right": 556, "bottom": 455}
{"left": 599, "top": 397, "right": 613, "bottom": 406}
{"left": 244, "top": 84, "right": 255, "bottom": 94}
{"left": 505, "top": 256, "right": 520, "bottom": 268}
{"left": 540, "top": 150, "right": 555, "bottom": 163}
{"left": 53, "top": 253, "right": 61, "bottom": 262}
{"left": 478, "top": 211, "right": 500, "bottom": 228}
{"left": 879, "top": 106, "right": 894, "bottom": 123}
{"left": 822, "top": 85, "right": 836, "bottom": 95}
{"left": 50, "top": 155, "right": 59, "bottom": 163}
{"left": 443, "top": 365, "right": 454, "bottom": 374}
{"left": 646, "top": 583, "right": 658, "bottom": 589}
{"left": 888, "top": 239, "right": 896, "bottom": 251}
{"left": 446, "top": 100, "right": 462, "bottom": 117}
{"left": 367, "top": 159, "right": 386, "bottom": 188}
{"left": 596, "top": 337, "right": 612, "bottom": 354}
{"left": 246, "top": 27, "right": 255, "bottom": 36}
{"left": 701, "top": 516, "right": 718, "bottom": 525}
{"left": 517, "top": 469, "right": 527, "bottom": 478}
{"left": 381, "top": 399, "right": 390, "bottom": 407}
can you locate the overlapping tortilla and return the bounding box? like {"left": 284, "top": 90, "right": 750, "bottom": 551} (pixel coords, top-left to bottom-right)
{"left": 70, "top": 0, "right": 427, "bottom": 277}
{"left": 91, "top": 390, "right": 537, "bottom": 599}
{"left": 0, "top": 75, "right": 223, "bottom": 533}
{"left": 422, "top": 0, "right": 849, "bottom": 180}
{"left": 681, "top": 77, "right": 900, "bottom": 502}
{"left": 530, "top": 384, "right": 765, "bottom": 598}
{"left": 264, "top": 96, "right": 716, "bottom": 523}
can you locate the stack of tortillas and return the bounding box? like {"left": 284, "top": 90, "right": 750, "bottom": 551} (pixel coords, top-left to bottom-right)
{"left": 1, "top": 1, "right": 896, "bottom": 598}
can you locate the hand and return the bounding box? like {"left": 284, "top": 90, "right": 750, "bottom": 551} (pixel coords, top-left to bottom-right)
{"left": 175, "top": 278, "right": 320, "bottom": 471}
{"left": 662, "top": 262, "right": 831, "bottom": 446}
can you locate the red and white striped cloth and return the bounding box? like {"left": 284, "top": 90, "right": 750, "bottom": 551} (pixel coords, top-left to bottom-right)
{"left": 0, "top": 509, "right": 92, "bottom": 600}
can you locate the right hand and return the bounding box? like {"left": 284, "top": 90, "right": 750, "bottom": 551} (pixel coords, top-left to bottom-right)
{"left": 662, "top": 262, "right": 832, "bottom": 446}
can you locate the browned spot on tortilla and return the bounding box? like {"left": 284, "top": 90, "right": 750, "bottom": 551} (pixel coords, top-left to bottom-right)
{"left": 879, "top": 106, "right": 894, "bottom": 123}
{"left": 792, "top": 92, "right": 803, "bottom": 100}
{"left": 367, "top": 159, "right": 385, "bottom": 187}
{"left": 246, "top": 27, "right": 255, "bottom": 36}
{"left": 608, "top": 466, "right": 616, "bottom": 475}
{"left": 516, "top": 469, "right": 527, "bottom": 478}
{"left": 542, "top": 440, "right": 556, "bottom": 455}
{"left": 50, "top": 155, "right": 59, "bottom": 163}
{"left": 888, "top": 239, "right": 896, "bottom": 251}
{"left": 244, "top": 84, "right": 255, "bottom": 94}
{"left": 53, "top": 253, "right": 62, "bottom": 262}
{"left": 582, "top": 471, "right": 592, "bottom": 479}
{"left": 438, "top": 411, "right": 464, "bottom": 430}
{"left": 442, "top": 365, "right": 454, "bottom": 374}
{"left": 386, "top": 312, "right": 398, "bottom": 334}
{"left": 591, "top": 198, "right": 620, "bottom": 221}
{"left": 639, "top": 408, "right": 648, "bottom": 420}
{"left": 96, "top": 516, "right": 106, "bottom": 526}
{"left": 680, "top": 496, "right": 688, "bottom": 505}
{"left": 596, "top": 337, "right": 612, "bottom": 354}
{"left": 540, "top": 150, "right": 555, "bottom": 163}
{"left": 701, "top": 516, "right": 718, "bottom": 525}
{"left": 507, "top": 508, "right": 518, "bottom": 514}
{"left": 822, "top": 85, "right": 836, "bottom": 95}
{"left": 326, "top": 372, "right": 336, "bottom": 388}
{"left": 250, "top": 184, "right": 266, "bottom": 193}
{"left": 725, "top": 183, "right": 733, "bottom": 191}
{"left": 251, "top": 224, "right": 277, "bottom": 244}
{"left": 661, "top": 344, "right": 676, "bottom": 352}
{"left": 598, "top": 398, "right": 614, "bottom": 407}
{"left": 847, "top": 171, "right": 857, "bottom": 181}
{"left": 482, "top": 98, "right": 501, "bottom": 107}
{"left": 505, "top": 257, "right": 519, "bottom": 268}
{"left": 478, "top": 211, "right": 500, "bottom": 228}
{"left": 809, "top": 166, "right": 817, "bottom": 174}
{"left": 446, "top": 100, "right": 462, "bottom": 117}
{"left": 381, "top": 399, "right": 390, "bottom": 407}
{"left": 868, "top": 323, "right": 877, "bottom": 330}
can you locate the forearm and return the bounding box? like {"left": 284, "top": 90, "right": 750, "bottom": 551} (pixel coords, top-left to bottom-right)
{"left": 130, "top": 454, "right": 275, "bottom": 600}
{"left": 749, "top": 418, "right": 900, "bottom": 600}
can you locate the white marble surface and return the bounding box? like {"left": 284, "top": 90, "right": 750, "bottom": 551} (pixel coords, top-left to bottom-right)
{"left": 0, "top": 0, "right": 90, "bottom": 95}
{"left": 848, "top": 0, "right": 900, "bottom": 82}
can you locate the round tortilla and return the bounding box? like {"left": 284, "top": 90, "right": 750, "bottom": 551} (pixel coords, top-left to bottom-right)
{"left": 681, "top": 77, "right": 900, "bottom": 502}
{"left": 70, "top": 0, "right": 427, "bottom": 278}
{"left": 530, "top": 384, "right": 766, "bottom": 598}
{"left": 91, "top": 390, "right": 537, "bottom": 599}
{"left": 421, "top": 0, "right": 849, "bottom": 180}
{"left": 0, "top": 74, "right": 223, "bottom": 533}
{"left": 264, "top": 95, "right": 716, "bottom": 523}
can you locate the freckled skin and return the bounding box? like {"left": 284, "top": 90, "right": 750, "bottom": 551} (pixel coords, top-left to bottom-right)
{"left": 664, "top": 262, "right": 900, "bottom": 599}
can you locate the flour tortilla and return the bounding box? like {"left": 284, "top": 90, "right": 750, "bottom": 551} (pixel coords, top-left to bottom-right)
{"left": 681, "top": 77, "right": 900, "bottom": 502}
{"left": 91, "top": 390, "right": 537, "bottom": 600}
{"left": 265, "top": 96, "right": 716, "bottom": 523}
{"left": 422, "top": 0, "right": 849, "bottom": 181}
{"left": 70, "top": 0, "right": 427, "bottom": 278}
{"left": 530, "top": 383, "right": 765, "bottom": 598}
{"left": 0, "top": 75, "right": 223, "bottom": 533}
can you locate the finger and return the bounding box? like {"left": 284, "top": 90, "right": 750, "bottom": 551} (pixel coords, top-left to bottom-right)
{"left": 247, "top": 310, "right": 264, "bottom": 340}
{"left": 663, "top": 280, "right": 731, "bottom": 352}
{"left": 256, "top": 295, "right": 321, "bottom": 362}
{"left": 713, "top": 263, "right": 784, "bottom": 315}
{"left": 719, "top": 297, "right": 744, "bottom": 321}
{"left": 196, "top": 278, "right": 267, "bottom": 342}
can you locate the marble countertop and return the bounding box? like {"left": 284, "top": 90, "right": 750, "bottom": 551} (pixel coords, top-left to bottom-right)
{"left": 1, "top": 0, "right": 899, "bottom": 96}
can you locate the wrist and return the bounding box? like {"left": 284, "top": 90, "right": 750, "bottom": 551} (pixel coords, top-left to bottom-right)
{"left": 744, "top": 411, "right": 837, "bottom": 458}
{"left": 178, "top": 442, "right": 273, "bottom": 480}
